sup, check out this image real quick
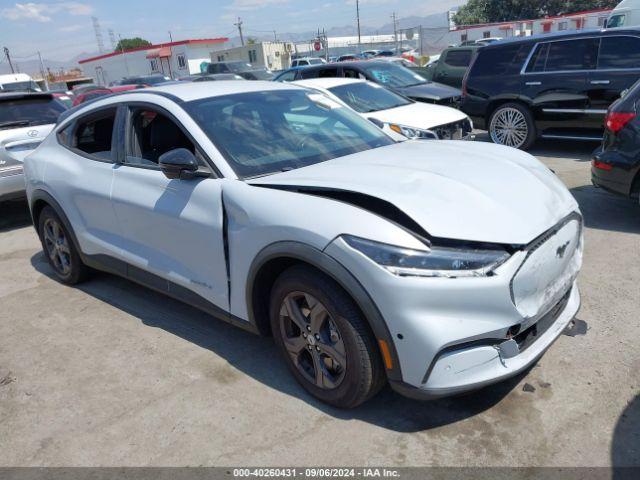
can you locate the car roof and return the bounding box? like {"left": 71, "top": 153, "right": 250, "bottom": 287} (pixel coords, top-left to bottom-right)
{"left": 482, "top": 27, "right": 640, "bottom": 49}
{"left": 131, "top": 80, "right": 303, "bottom": 102}
{"left": 293, "top": 78, "right": 364, "bottom": 89}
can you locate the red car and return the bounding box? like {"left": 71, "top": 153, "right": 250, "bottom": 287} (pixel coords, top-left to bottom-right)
{"left": 71, "top": 84, "right": 143, "bottom": 106}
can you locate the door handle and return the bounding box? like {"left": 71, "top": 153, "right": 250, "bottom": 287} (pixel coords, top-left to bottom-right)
{"left": 525, "top": 81, "right": 541, "bottom": 86}
{"left": 590, "top": 80, "right": 610, "bottom": 85}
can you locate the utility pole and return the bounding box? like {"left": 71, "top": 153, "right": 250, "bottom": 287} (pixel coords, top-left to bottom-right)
{"left": 168, "top": 31, "right": 173, "bottom": 42}
{"left": 391, "top": 12, "right": 398, "bottom": 52}
{"left": 356, "top": 0, "right": 361, "bottom": 52}
{"left": 3, "top": 47, "right": 15, "bottom": 74}
{"left": 235, "top": 17, "right": 245, "bottom": 46}
{"left": 37, "top": 51, "right": 49, "bottom": 91}
{"left": 118, "top": 34, "right": 130, "bottom": 77}
{"left": 273, "top": 30, "right": 277, "bottom": 42}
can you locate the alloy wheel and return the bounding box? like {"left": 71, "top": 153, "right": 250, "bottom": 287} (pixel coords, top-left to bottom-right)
{"left": 43, "top": 218, "right": 72, "bottom": 276}
{"left": 279, "top": 292, "right": 347, "bottom": 390}
{"left": 490, "top": 107, "right": 529, "bottom": 148}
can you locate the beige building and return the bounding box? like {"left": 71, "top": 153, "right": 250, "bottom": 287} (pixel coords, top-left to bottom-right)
{"left": 211, "top": 41, "right": 293, "bottom": 70}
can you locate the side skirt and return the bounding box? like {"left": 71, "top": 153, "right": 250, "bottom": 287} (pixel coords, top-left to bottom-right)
{"left": 82, "top": 253, "right": 260, "bottom": 335}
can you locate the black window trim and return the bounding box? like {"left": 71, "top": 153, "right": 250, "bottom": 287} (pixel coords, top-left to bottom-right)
{"left": 56, "top": 104, "right": 120, "bottom": 164}
{"left": 119, "top": 100, "right": 221, "bottom": 178}
{"left": 521, "top": 34, "right": 640, "bottom": 75}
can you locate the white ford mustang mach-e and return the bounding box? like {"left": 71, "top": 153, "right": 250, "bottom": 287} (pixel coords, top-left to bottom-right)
{"left": 24, "top": 81, "right": 582, "bottom": 407}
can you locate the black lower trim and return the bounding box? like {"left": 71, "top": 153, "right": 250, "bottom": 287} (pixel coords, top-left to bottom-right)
{"left": 83, "top": 254, "right": 259, "bottom": 335}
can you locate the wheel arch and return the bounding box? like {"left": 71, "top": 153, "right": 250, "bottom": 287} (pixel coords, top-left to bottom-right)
{"left": 246, "top": 241, "right": 403, "bottom": 382}
{"left": 486, "top": 96, "right": 533, "bottom": 125}
{"left": 30, "top": 189, "right": 84, "bottom": 258}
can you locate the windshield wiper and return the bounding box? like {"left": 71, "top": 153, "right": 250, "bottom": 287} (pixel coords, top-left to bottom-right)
{"left": 0, "top": 120, "right": 31, "bottom": 129}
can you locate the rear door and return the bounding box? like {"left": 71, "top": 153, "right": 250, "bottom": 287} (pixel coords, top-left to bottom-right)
{"left": 434, "top": 48, "right": 474, "bottom": 87}
{"left": 588, "top": 35, "right": 640, "bottom": 120}
{"left": 520, "top": 37, "right": 600, "bottom": 137}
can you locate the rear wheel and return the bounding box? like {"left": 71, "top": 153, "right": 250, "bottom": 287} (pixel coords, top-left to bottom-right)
{"left": 38, "top": 206, "right": 89, "bottom": 285}
{"left": 489, "top": 102, "right": 536, "bottom": 150}
{"left": 270, "top": 265, "right": 385, "bottom": 408}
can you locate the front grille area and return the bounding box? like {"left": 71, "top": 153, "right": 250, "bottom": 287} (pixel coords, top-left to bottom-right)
{"left": 433, "top": 118, "right": 473, "bottom": 140}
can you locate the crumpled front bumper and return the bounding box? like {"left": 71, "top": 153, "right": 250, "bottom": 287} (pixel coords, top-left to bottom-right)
{"left": 388, "top": 284, "right": 580, "bottom": 400}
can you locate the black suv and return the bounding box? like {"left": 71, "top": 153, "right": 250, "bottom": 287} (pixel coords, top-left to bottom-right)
{"left": 462, "top": 28, "right": 640, "bottom": 149}
{"left": 278, "top": 61, "right": 462, "bottom": 106}
{"left": 592, "top": 78, "right": 640, "bottom": 203}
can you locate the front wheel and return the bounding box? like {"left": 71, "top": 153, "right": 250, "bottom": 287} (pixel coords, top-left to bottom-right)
{"left": 270, "top": 265, "right": 385, "bottom": 408}
{"left": 488, "top": 103, "right": 536, "bottom": 150}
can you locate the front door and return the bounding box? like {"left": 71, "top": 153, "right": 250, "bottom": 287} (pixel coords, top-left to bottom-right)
{"left": 110, "top": 104, "right": 229, "bottom": 310}
{"left": 520, "top": 37, "right": 600, "bottom": 137}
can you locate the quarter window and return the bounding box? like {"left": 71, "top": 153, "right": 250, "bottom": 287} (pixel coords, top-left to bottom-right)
{"left": 598, "top": 36, "right": 640, "bottom": 70}
{"left": 444, "top": 50, "right": 473, "bottom": 67}
{"left": 72, "top": 108, "right": 117, "bottom": 161}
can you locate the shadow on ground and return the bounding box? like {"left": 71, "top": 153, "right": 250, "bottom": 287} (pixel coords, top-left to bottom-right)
{"left": 612, "top": 394, "right": 640, "bottom": 472}
{"left": 474, "top": 132, "right": 598, "bottom": 162}
{"left": 31, "top": 251, "right": 524, "bottom": 433}
{"left": 0, "top": 199, "right": 31, "bottom": 232}
{"left": 570, "top": 185, "right": 640, "bottom": 235}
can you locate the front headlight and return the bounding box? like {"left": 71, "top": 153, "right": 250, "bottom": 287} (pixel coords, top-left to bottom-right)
{"left": 389, "top": 123, "right": 438, "bottom": 140}
{"left": 343, "top": 235, "right": 510, "bottom": 278}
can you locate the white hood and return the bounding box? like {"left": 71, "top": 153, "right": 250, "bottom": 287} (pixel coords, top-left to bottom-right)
{"left": 250, "top": 141, "right": 578, "bottom": 245}
{"left": 367, "top": 102, "right": 468, "bottom": 130}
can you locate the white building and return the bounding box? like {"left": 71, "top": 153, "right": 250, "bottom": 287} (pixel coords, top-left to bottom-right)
{"left": 78, "top": 38, "right": 229, "bottom": 85}
{"left": 448, "top": 7, "right": 613, "bottom": 45}
{"left": 211, "top": 41, "right": 294, "bottom": 71}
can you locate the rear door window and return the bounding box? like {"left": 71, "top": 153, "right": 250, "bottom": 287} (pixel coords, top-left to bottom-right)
{"left": 443, "top": 49, "right": 473, "bottom": 67}
{"left": 544, "top": 38, "right": 599, "bottom": 72}
{"left": 598, "top": 36, "right": 640, "bottom": 69}
{"left": 71, "top": 108, "right": 117, "bottom": 161}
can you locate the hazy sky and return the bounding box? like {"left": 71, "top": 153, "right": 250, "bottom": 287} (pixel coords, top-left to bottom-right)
{"left": 0, "top": 0, "right": 463, "bottom": 61}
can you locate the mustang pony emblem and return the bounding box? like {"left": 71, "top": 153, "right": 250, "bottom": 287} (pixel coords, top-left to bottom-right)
{"left": 556, "top": 241, "right": 570, "bottom": 259}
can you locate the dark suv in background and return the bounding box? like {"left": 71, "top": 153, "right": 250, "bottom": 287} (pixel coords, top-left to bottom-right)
{"left": 592, "top": 78, "right": 640, "bottom": 204}
{"left": 462, "top": 29, "right": 640, "bottom": 149}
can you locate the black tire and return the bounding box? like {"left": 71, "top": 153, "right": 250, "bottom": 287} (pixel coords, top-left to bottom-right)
{"left": 270, "top": 265, "right": 385, "bottom": 408}
{"left": 488, "top": 102, "right": 537, "bottom": 150}
{"left": 37, "top": 206, "right": 90, "bottom": 285}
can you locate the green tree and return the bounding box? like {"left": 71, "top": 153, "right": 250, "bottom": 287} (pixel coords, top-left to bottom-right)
{"left": 114, "top": 37, "right": 152, "bottom": 52}
{"left": 453, "top": 0, "right": 619, "bottom": 26}
{"left": 246, "top": 37, "right": 258, "bottom": 45}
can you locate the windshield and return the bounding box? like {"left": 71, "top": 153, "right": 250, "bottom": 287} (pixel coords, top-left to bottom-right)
{"left": 0, "top": 81, "right": 41, "bottom": 92}
{"left": 0, "top": 98, "right": 66, "bottom": 128}
{"left": 308, "top": 58, "right": 324, "bottom": 65}
{"left": 361, "top": 63, "right": 427, "bottom": 88}
{"left": 329, "top": 82, "right": 411, "bottom": 113}
{"left": 184, "top": 89, "right": 394, "bottom": 178}
{"left": 607, "top": 14, "right": 625, "bottom": 28}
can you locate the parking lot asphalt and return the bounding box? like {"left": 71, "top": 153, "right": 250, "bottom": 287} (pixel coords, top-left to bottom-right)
{"left": 0, "top": 138, "right": 638, "bottom": 467}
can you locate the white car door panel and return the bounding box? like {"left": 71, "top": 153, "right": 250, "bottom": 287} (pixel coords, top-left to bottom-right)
{"left": 111, "top": 166, "right": 229, "bottom": 309}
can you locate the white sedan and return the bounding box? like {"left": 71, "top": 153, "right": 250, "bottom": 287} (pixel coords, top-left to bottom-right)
{"left": 293, "top": 77, "right": 472, "bottom": 141}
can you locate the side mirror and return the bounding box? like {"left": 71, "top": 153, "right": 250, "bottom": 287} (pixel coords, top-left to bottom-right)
{"left": 158, "top": 148, "right": 202, "bottom": 180}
